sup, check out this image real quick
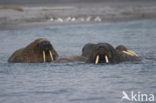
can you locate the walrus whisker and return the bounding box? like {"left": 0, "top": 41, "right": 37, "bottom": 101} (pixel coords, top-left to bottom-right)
{"left": 49, "top": 50, "right": 54, "bottom": 62}
{"left": 43, "top": 50, "right": 46, "bottom": 62}
{"left": 105, "top": 55, "right": 109, "bottom": 63}
{"left": 95, "top": 55, "right": 99, "bottom": 64}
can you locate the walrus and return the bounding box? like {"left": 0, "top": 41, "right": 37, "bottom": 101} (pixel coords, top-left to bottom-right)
{"left": 8, "top": 38, "right": 58, "bottom": 63}
{"left": 81, "top": 43, "right": 140, "bottom": 64}
{"left": 116, "top": 45, "right": 137, "bottom": 56}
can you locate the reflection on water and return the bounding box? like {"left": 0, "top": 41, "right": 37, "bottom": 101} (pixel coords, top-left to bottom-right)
{"left": 0, "top": 20, "right": 156, "bottom": 103}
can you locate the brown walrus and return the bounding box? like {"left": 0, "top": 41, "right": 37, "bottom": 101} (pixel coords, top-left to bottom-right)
{"left": 81, "top": 43, "right": 140, "bottom": 64}
{"left": 8, "top": 38, "right": 58, "bottom": 63}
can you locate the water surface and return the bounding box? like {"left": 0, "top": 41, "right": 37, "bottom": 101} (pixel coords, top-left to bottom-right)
{"left": 0, "top": 20, "right": 156, "bottom": 103}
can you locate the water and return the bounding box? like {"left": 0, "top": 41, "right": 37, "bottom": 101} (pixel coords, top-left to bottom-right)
{"left": 0, "top": 20, "right": 156, "bottom": 103}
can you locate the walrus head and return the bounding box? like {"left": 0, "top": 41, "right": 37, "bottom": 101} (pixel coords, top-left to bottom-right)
{"left": 82, "top": 43, "right": 116, "bottom": 64}
{"left": 34, "top": 38, "right": 58, "bottom": 62}
{"left": 116, "top": 45, "right": 137, "bottom": 56}
{"left": 8, "top": 38, "right": 59, "bottom": 63}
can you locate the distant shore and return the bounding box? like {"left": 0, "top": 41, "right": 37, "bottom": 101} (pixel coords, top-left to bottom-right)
{"left": 0, "top": 1, "right": 156, "bottom": 30}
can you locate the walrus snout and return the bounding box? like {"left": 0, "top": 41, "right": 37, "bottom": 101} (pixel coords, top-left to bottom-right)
{"left": 82, "top": 43, "right": 115, "bottom": 64}
{"left": 38, "top": 41, "right": 52, "bottom": 51}
{"left": 94, "top": 49, "right": 110, "bottom": 64}
{"left": 37, "top": 41, "right": 54, "bottom": 62}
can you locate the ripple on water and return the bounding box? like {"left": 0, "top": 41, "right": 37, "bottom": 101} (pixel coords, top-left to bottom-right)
{"left": 0, "top": 20, "right": 156, "bottom": 103}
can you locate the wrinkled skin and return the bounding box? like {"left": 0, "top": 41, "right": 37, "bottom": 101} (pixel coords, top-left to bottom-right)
{"left": 82, "top": 43, "right": 140, "bottom": 64}
{"left": 8, "top": 38, "right": 58, "bottom": 63}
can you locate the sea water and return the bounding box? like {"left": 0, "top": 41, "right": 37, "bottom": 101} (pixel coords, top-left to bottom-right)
{"left": 0, "top": 20, "right": 156, "bottom": 103}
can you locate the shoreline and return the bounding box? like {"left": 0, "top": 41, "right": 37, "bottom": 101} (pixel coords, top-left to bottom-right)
{"left": 1, "top": 2, "right": 156, "bottom": 30}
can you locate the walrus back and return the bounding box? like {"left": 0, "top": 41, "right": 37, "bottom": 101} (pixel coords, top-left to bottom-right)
{"left": 8, "top": 48, "right": 25, "bottom": 62}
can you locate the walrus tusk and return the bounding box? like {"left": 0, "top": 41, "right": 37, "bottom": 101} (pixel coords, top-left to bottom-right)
{"left": 49, "top": 50, "right": 54, "bottom": 62}
{"left": 95, "top": 55, "right": 99, "bottom": 64}
{"left": 127, "top": 50, "right": 137, "bottom": 56}
{"left": 43, "top": 50, "right": 46, "bottom": 62}
{"left": 105, "top": 55, "right": 109, "bottom": 63}
{"left": 122, "top": 51, "right": 132, "bottom": 56}
{"left": 122, "top": 50, "right": 137, "bottom": 56}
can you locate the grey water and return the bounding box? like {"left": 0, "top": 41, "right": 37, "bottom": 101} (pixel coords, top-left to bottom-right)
{"left": 0, "top": 20, "right": 156, "bottom": 103}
